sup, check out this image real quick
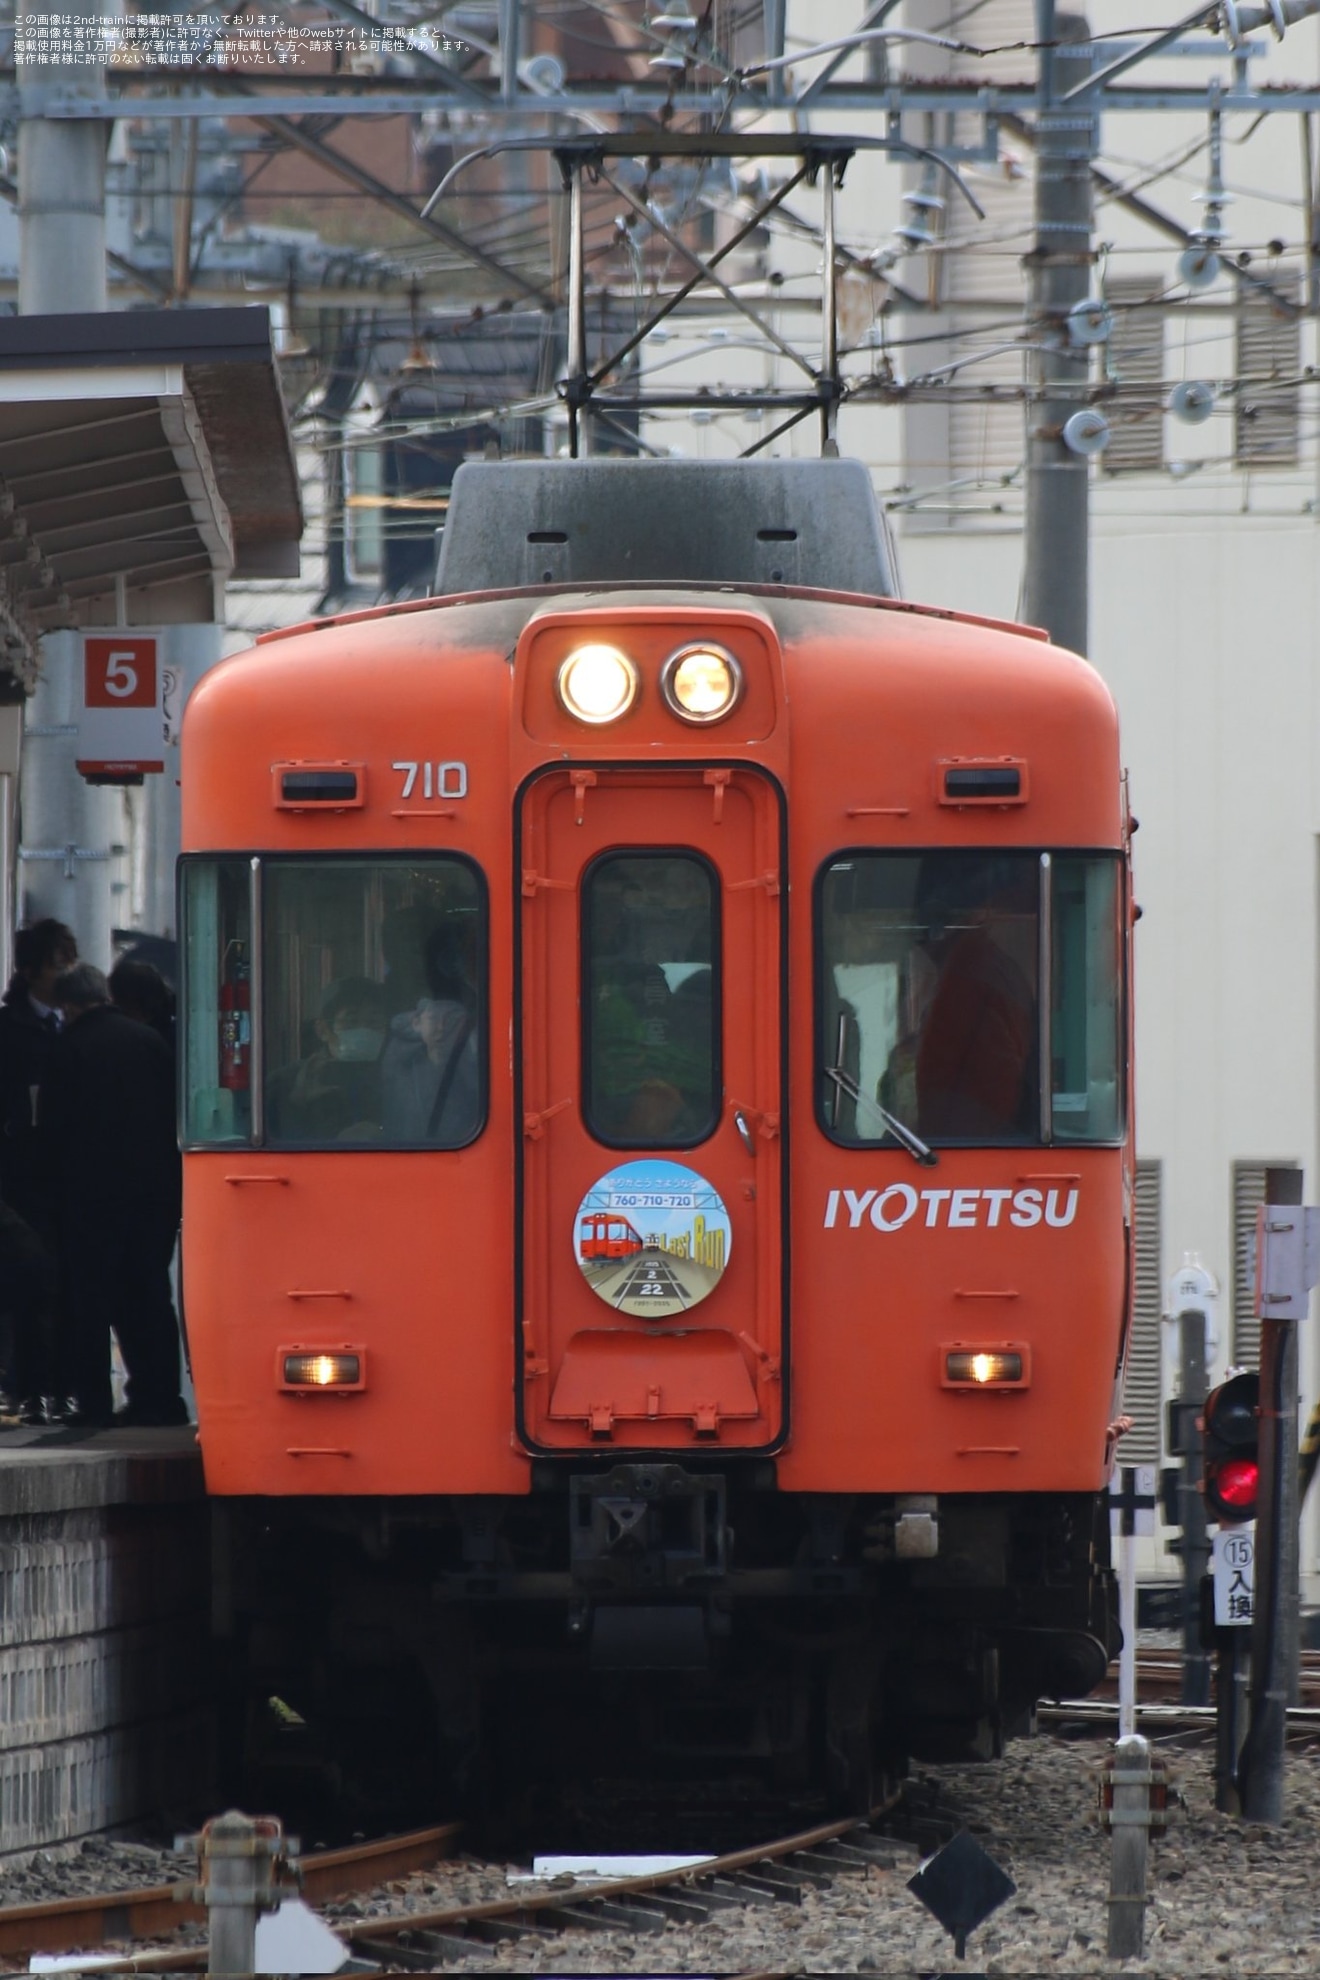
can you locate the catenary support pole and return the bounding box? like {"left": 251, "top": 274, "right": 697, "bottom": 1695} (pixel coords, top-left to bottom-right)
{"left": 1239, "top": 1167, "right": 1304, "bottom": 1823}
{"left": 15, "top": 8, "right": 123, "bottom": 965}
{"left": 566, "top": 158, "right": 586, "bottom": 457}
{"left": 820, "top": 161, "right": 839, "bottom": 454}
{"left": 1021, "top": 7, "right": 1095, "bottom": 654}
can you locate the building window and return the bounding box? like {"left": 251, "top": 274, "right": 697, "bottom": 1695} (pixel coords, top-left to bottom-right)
{"left": 1232, "top": 1160, "right": 1300, "bottom": 1365}
{"left": 1102, "top": 281, "right": 1165, "bottom": 475}
{"left": 1123, "top": 1159, "right": 1163, "bottom": 1464}
{"left": 1234, "top": 279, "right": 1300, "bottom": 468}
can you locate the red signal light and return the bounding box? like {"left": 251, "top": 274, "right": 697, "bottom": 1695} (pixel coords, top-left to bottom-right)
{"left": 1202, "top": 1371, "right": 1260, "bottom": 1524}
{"left": 1215, "top": 1456, "right": 1259, "bottom": 1512}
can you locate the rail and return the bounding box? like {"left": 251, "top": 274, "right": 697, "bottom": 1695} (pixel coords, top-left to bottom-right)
{"left": 0, "top": 1798, "right": 908, "bottom": 1971}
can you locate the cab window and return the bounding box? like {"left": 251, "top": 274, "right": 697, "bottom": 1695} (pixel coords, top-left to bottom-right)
{"left": 181, "top": 856, "right": 485, "bottom": 1149}
{"left": 1050, "top": 855, "right": 1123, "bottom": 1142}
{"left": 181, "top": 857, "right": 253, "bottom": 1145}
{"left": 818, "top": 850, "right": 1123, "bottom": 1148}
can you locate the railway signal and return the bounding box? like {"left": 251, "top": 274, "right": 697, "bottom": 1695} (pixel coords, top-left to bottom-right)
{"left": 1201, "top": 1373, "right": 1261, "bottom": 1526}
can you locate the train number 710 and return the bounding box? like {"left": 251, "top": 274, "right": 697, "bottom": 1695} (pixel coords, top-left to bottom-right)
{"left": 392, "top": 761, "right": 469, "bottom": 800}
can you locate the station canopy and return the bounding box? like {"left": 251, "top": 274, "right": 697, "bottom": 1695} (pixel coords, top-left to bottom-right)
{"left": 0, "top": 306, "right": 302, "bottom": 698}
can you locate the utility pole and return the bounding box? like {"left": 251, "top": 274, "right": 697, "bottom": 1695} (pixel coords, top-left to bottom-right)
{"left": 15, "top": 7, "right": 123, "bottom": 967}
{"left": 1022, "top": 5, "right": 1096, "bottom": 655}
{"left": 17, "top": 12, "right": 108, "bottom": 315}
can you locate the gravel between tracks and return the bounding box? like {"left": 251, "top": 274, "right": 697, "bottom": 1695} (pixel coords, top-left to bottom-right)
{"left": 7, "top": 1736, "right": 1320, "bottom": 1973}
{"left": 335, "top": 1737, "right": 1320, "bottom": 1976}
{"left": 0, "top": 1838, "right": 184, "bottom": 1903}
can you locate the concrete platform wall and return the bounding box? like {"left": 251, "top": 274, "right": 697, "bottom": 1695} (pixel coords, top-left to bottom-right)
{"left": 0, "top": 1441, "right": 211, "bottom": 1856}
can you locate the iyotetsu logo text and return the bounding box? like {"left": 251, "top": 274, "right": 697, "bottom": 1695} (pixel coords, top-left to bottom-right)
{"left": 823, "top": 1185, "right": 1079, "bottom": 1232}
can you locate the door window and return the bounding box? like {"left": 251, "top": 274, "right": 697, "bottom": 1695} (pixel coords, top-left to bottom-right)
{"left": 583, "top": 852, "right": 719, "bottom": 1147}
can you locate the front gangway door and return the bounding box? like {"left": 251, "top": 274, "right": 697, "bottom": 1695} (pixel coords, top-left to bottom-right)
{"left": 518, "top": 766, "right": 785, "bottom": 1451}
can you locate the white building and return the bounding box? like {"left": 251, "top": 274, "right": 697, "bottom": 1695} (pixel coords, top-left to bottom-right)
{"left": 632, "top": 0, "right": 1320, "bottom": 1587}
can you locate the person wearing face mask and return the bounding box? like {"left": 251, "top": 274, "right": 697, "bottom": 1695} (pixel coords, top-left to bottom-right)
{"left": 266, "top": 978, "right": 389, "bottom": 1144}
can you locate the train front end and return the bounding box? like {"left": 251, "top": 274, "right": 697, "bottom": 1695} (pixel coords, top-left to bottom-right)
{"left": 181, "top": 459, "right": 1132, "bottom": 1806}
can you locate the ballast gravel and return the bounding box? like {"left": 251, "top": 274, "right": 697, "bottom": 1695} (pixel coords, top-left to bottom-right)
{"left": 0, "top": 1837, "right": 184, "bottom": 1902}
{"left": 6, "top": 1735, "right": 1320, "bottom": 1973}
{"left": 375, "top": 1737, "right": 1320, "bottom": 1976}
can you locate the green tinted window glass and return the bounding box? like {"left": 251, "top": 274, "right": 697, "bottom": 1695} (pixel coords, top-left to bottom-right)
{"left": 1050, "top": 855, "right": 1123, "bottom": 1143}
{"left": 819, "top": 853, "right": 1040, "bottom": 1147}
{"left": 262, "top": 859, "right": 483, "bottom": 1150}
{"left": 181, "top": 857, "right": 253, "bottom": 1146}
{"left": 584, "top": 854, "right": 718, "bottom": 1146}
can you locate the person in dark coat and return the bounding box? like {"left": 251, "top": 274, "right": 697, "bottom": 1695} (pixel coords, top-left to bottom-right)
{"left": 0, "top": 1198, "right": 59, "bottom": 1416}
{"left": 0, "top": 918, "right": 77, "bottom": 1413}
{"left": 0, "top": 919, "right": 77, "bottom": 1225}
{"left": 108, "top": 956, "right": 176, "bottom": 1051}
{"left": 42, "top": 962, "right": 186, "bottom": 1429}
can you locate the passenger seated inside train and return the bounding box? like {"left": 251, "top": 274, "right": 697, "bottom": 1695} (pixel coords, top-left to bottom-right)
{"left": 266, "top": 976, "right": 389, "bottom": 1143}
{"left": 380, "top": 995, "right": 479, "bottom": 1144}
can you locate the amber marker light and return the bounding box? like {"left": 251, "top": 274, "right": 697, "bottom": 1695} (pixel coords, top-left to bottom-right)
{"left": 660, "top": 643, "right": 743, "bottom": 724}
{"left": 556, "top": 643, "right": 639, "bottom": 725}
{"left": 941, "top": 1346, "right": 1029, "bottom": 1390}
{"left": 280, "top": 1350, "right": 365, "bottom": 1392}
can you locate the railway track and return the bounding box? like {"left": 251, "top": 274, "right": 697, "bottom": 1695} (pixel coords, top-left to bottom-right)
{"left": 0, "top": 1796, "right": 941, "bottom": 1973}
{"left": 1089, "top": 1646, "right": 1320, "bottom": 1709}
{"left": 0, "top": 1824, "right": 462, "bottom": 1966}
{"left": 20, "top": 1662, "right": 1320, "bottom": 1975}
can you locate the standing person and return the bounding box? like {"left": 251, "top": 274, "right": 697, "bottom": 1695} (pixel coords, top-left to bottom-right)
{"left": 0, "top": 918, "right": 77, "bottom": 1414}
{"left": 108, "top": 956, "right": 176, "bottom": 1051}
{"left": 42, "top": 963, "right": 186, "bottom": 1429}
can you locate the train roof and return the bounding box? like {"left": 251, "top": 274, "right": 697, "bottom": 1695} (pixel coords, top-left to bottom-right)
{"left": 256, "top": 583, "right": 1050, "bottom": 653}
{"left": 433, "top": 458, "right": 899, "bottom": 598}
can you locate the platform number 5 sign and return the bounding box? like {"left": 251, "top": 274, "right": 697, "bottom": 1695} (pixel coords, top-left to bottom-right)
{"left": 76, "top": 634, "right": 165, "bottom": 780}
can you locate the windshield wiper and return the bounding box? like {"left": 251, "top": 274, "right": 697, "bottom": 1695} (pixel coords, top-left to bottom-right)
{"left": 823, "top": 1063, "right": 938, "bottom": 1167}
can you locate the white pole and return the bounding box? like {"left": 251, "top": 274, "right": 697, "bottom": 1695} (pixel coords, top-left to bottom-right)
{"left": 1119, "top": 1519, "right": 1137, "bottom": 1740}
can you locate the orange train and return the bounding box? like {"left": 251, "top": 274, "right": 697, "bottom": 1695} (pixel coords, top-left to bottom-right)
{"left": 579, "top": 1213, "right": 645, "bottom": 1262}
{"left": 181, "top": 458, "right": 1133, "bottom": 1808}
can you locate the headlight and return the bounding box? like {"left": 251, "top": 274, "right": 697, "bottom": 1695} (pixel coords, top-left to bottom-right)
{"left": 942, "top": 1347, "right": 1027, "bottom": 1388}
{"left": 280, "top": 1350, "right": 364, "bottom": 1390}
{"left": 557, "top": 644, "right": 639, "bottom": 725}
{"left": 660, "top": 644, "right": 743, "bottom": 724}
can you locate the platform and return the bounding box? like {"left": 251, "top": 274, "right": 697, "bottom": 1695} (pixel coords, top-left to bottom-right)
{"left": 0, "top": 1425, "right": 210, "bottom": 1858}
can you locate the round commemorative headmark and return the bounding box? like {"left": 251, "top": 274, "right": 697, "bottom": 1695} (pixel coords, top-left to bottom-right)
{"left": 574, "top": 1158, "right": 732, "bottom": 1320}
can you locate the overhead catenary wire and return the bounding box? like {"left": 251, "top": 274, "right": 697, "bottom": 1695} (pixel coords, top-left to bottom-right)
{"left": 97, "top": 0, "right": 1320, "bottom": 529}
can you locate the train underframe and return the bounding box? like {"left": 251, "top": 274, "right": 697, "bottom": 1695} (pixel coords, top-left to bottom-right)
{"left": 213, "top": 1470, "right": 1118, "bottom": 1821}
